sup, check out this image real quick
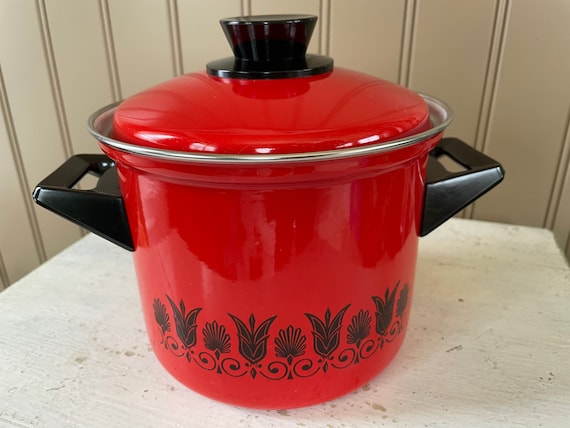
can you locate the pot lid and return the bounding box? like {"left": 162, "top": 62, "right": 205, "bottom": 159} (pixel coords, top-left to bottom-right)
{"left": 107, "top": 15, "right": 442, "bottom": 158}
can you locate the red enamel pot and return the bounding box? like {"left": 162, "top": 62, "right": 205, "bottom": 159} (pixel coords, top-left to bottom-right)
{"left": 33, "top": 15, "right": 504, "bottom": 409}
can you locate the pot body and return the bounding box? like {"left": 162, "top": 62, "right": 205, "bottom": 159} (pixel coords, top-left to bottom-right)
{"left": 105, "top": 137, "right": 438, "bottom": 408}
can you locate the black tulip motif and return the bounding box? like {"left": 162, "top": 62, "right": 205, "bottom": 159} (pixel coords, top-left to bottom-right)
{"left": 229, "top": 313, "right": 277, "bottom": 369}
{"left": 305, "top": 304, "right": 351, "bottom": 362}
{"left": 371, "top": 282, "right": 399, "bottom": 336}
{"left": 167, "top": 295, "right": 202, "bottom": 349}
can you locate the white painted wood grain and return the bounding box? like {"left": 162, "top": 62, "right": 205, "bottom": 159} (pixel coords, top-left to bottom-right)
{"left": 0, "top": 219, "right": 568, "bottom": 426}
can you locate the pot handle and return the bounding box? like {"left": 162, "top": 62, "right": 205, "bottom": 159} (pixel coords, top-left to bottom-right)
{"left": 32, "top": 155, "right": 134, "bottom": 251}
{"left": 420, "top": 137, "right": 504, "bottom": 236}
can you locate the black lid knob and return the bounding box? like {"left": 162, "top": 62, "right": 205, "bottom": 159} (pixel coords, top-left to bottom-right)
{"left": 220, "top": 14, "right": 317, "bottom": 62}
{"left": 207, "top": 14, "right": 333, "bottom": 79}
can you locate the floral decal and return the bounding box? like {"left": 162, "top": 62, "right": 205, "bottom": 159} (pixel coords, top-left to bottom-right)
{"left": 396, "top": 283, "right": 409, "bottom": 319}
{"left": 372, "top": 282, "right": 399, "bottom": 337}
{"left": 153, "top": 298, "right": 171, "bottom": 336}
{"left": 347, "top": 309, "right": 372, "bottom": 349}
{"left": 167, "top": 295, "right": 202, "bottom": 352}
{"left": 275, "top": 325, "right": 306, "bottom": 364}
{"left": 153, "top": 281, "right": 410, "bottom": 380}
{"left": 228, "top": 313, "right": 276, "bottom": 378}
{"left": 203, "top": 321, "right": 231, "bottom": 358}
{"left": 305, "top": 305, "right": 350, "bottom": 372}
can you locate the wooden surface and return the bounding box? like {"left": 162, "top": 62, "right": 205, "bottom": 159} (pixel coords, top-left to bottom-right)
{"left": 0, "top": 218, "right": 569, "bottom": 427}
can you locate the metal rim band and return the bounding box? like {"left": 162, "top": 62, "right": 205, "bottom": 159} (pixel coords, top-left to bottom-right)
{"left": 87, "top": 94, "right": 453, "bottom": 165}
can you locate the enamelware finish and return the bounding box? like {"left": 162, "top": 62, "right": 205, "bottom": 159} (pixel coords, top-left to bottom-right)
{"left": 32, "top": 14, "right": 504, "bottom": 409}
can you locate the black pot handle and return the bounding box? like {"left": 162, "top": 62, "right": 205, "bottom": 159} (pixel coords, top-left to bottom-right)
{"left": 420, "top": 137, "right": 504, "bottom": 236}
{"left": 32, "top": 155, "right": 134, "bottom": 251}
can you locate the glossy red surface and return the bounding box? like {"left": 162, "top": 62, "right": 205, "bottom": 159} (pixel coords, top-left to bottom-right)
{"left": 111, "top": 68, "right": 430, "bottom": 155}
{"left": 103, "top": 35, "right": 438, "bottom": 407}
{"left": 32, "top": 12, "right": 498, "bottom": 410}
{"left": 101, "top": 134, "right": 441, "bottom": 409}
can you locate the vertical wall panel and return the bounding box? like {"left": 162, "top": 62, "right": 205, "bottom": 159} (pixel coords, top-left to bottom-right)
{"left": 408, "top": 0, "right": 496, "bottom": 143}
{"left": 0, "top": 71, "right": 42, "bottom": 284}
{"left": 0, "top": 0, "right": 82, "bottom": 260}
{"left": 251, "top": 0, "right": 322, "bottom": 54}
{"left": 398, "top": 0, "right": 417, "bottom": 87}
{"left": 0, "top": 254, "right": 6, "bottom": 291}
{"left": 472, "top": 0, "right": 570, "bottom": 226}
{"left": 329, "top": 0, "right": 405, "bottom": 83}
{"left": 178, "top": 0, "right": 241, "bottom": 73}
{"left": 552, "top": 119, "right": 570, "bottom": 256}
{"left": 108, "top": 0, "right": 174, "bottom": 97}
{"left": 45, "top": 0, "right": 115, "bottom": 155}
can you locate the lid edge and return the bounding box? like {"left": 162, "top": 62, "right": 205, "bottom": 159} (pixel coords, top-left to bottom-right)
{"left": 88, "top": 94, "right": 453, "bottom": 165}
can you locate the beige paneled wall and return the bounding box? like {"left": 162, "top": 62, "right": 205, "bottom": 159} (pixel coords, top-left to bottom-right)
{"left": 475, "top": 1, "right": 570, "bottom": 228}
{"left": 1, "top": 0, "right": 570, "bottom": 288}
{"left": 329, "top": 1, "right": 406, "bottom": 83}
{"left": 408, "top": 0, "right": 497, "bottom": 143}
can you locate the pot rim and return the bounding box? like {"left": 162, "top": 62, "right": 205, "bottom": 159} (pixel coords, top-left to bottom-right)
{"left": 87, "top": 94, "right": 453, "bottom": 165}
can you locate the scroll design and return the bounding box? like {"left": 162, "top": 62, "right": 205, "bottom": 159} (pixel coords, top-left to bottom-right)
{"left": 152, "top": 281, "right": 410, "bottom": 380}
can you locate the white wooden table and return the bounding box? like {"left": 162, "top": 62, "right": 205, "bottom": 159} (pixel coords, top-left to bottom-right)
{"left": 1, "top": 219, "right": 569, "bottom": 427}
